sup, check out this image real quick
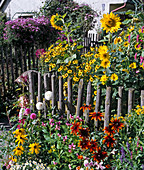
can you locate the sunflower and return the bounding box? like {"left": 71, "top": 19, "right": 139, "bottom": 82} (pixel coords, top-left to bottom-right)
{"left": 50, "top": 14, "right": 63, "bottom": 31}
{"left": 111, "top": 73, "right": 118, "bottom": 81}
{"left": 78, "top": 139, "right": 90, "bottom": 150}
{"left": 13, "top": 146, "right": 24, "bottom": 156}
{"left": 103, "top": 124, "right": 116, "bottom": 135}
{"left": 70, "top": 121, "right": 81, "bottom": 135}
{"left": 101, "top": 59, "right": 110, "bottom": 68}
{"left": 129, "top": 62, "right": 136, "bottom": 69}
{"left": 78, "top": 127, "right": 90, "bottom": 139}
{"left": 29, "top": 142, "right": 41, "bottom": 154}
{"left": 100, "top": 75, "right": 108, "bottom": 84}
{"left": 100, "top": 12, "right": 121, "bottom": 33}
{"left": 92, "top": 147, "right": 107, "bottom": 163}
{"left": 114, "top": 37, "right": 123, "bottom": 44}
{"left": 13, "top": 128, "right": 25, "bottom": 137}
{"left": 80, "top": 104, "right": 91, "bottom": 112}
{"left": 98, "top": 45, "right": 108, "bottom": 54}
{"left": 109, "top": 118, "right": 124, "bottom": 132}
{"left": 89, "top": 112, "right": 104, "bottom": 121}
{"left": 124, "top": 41, "right": 129, "bottom": 47}
{"left": 99, "top": 52, "right": 110, "bottom": 60}
{"left": 15, "top": 134, "right": 28, "bottom": 145}
{"left": 89, "top": 139, "right": 98, "bottom": 152}
{"left": 103, "top": 135, "right": 116, "bottom": 147}
{"left": 135, "top": 43, "right": 141, "bottom": 50}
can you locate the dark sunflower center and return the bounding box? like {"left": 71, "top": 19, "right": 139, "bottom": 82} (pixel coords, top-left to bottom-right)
{"left": 98, "top": 154, "right": 101, "bottom": 157}
{"left": 108, "top": 18, "right": 116, "bottom": 27}
{"left": 17, "top": 148, "right": 21, "bottom": 150}
{"left": 19, "top": 130, "right": 21, "bottom": 132}
{"left": 34, "top": 145, "right": 37, "bottom": 149}
{"left": 20, "top": 137, "right": 23, "bottom": 139}
{"left": 91, "top": 144, "right": 95, "bottom": 147}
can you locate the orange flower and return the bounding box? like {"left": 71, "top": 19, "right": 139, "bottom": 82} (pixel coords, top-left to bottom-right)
{"left": 109, "top": 118, "right": 124, "bottom": 132}
{"left": 89, "top": 112, "right": 104, "bottom": 121}
{"left": 103, "top": 124, "right": 116, "bottom": 135}
{"left": 103, "top": 135, "right": 116, "bottom": 147}
{"left": 78, "top": 127, "right": 90, "bottom": 139}
{"left": 92, "top": 147, "right": 107, "bottom": 163}
{"left": 89, "top": 139, "right": 98, "bottom": 152}
{"left": 80, "top": 104, "right": 91, "bottom": 112}
{"left": 105, "top": 164, "right": 111, "bottom": 169}
{"left": 70, "top": 121, "right": 81, "bottom": 135}
{"left": 78, "top": 139, "right": 90, "bottom": 150}
{"left": 77, "top": 155, "right": 83, "bottom": 160}
{"left": 76, "top": 166, "right": 81, "bottom": 170}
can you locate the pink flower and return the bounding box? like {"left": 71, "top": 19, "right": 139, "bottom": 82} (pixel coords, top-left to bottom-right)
{"left": 140, "top": 56, "right": 144, "bottom": 63}
{"left": 137, "top": 34, "right": 139, "bottom": 42}
{"left": 68, "top": 150, "right": 72, "bottom": 152}
{"left": 17, "top": 125, "right": 21, "bottom": 129}
{"left": 55, "top": 125, "right": 60, "bottom": 130}
{"left": 57, "top": 133, "right": 61, "bottom": 137}
{"left": 49, "top": 119, "right": 54, "bottom": 126}
{"left": 140, "top": 146, "right": 143, "bottom": 152}
{"left": 69, "top": 143, "right": 76, "bottom": 150}
{"left": 66, "top": 122, "right": 72, "bottom": 126}
{"left": 128, "top": 34, "right": 131, "bottom": 43}
{"left": 68, "top": 164, "right": 72, "bottom": 169}
{"left": 30, "top": 113, "right": 37, "bottom": 119}
{"left": 70, "top": 114, "right": 74, "bottom": 119}
{"left": 42, "top": 122, "right": 46, "bottom": 127}
{"left": 134, "top": 53, "right": 137, "bottom": 60}
{"left": 63, "top": 136, "right": 67, "bottom": 142}
{"left": 136, "top": 70, "right": 140, "bottom": 73}
{"left": 24, "top": 108, "right": 31, "bottom": 115}
{"left": 53, "top": 161, "right": 57, "bottom": 165}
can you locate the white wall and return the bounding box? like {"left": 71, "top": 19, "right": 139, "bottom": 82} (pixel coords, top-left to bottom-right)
{"left": 3, "top": 0, "right": 44, "bottom": 19}
{"left": 74, "top": 0, "right": 126, "bottom": 34}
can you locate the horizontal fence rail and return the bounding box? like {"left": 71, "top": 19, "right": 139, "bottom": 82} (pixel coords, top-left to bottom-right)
{"left": 17, "top": 70, "right": 144, "bottom": 129}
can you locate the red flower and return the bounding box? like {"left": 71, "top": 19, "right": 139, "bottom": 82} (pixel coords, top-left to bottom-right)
{"left": 92, "top": 147, "right": 107, "bottom": 163}
{"left": 78, "top": 139, "right": 90, "bottom": 150}
{"left": 78, "top": 127, "right": 90, "bottom": 139}
{"left": 77, "top": 155, "right": 83, "bottom": 160}
{"left": 103, "top": 135, "right": 116, "bottom": 147}
{"left": 70, "top": 121, "right": 81, "bottom": 135}
{"left": 89, "top": 139, "right": 98, "bottom": 152}
{"left": 105, "top": 164, "right": 111, "bottom": 169}
{"left": 80, "top": 104, "right": 91, "bottom": 112}
{"left": 103, "top": 124, "right": 116, "bottom": 135}
{"left": 109, "top": 118, "right": 124, "bottom": 132}
{"left": 89, "top": 112, "right": 104, "bottom": 121}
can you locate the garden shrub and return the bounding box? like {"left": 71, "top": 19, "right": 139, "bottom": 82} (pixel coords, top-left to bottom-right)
{"left": 39, "top": 0, "right": 97, "bottom": 38}
{"left": 3, "top": 16, "right": 59, "bottom": 46}
{"left": 0, "top": 12, "right": 7, "bottom": 45}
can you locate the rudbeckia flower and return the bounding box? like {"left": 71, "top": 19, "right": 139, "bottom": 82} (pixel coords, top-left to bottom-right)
{"left": 29, "top": 142, "right": 41, "bottom": 154}
{"left": 13, "top": 146, "right": 24, "bottom": 156}
{"left": 92, "top": 147, "right": 107, "bottom": 163}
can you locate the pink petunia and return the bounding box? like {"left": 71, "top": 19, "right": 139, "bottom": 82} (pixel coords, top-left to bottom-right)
{"left": 30, "top": 113, "right": 37, "bottom": 119}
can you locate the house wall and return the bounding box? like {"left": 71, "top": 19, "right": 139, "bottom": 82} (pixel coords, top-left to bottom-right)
{"left": 1, "top": 0, "right": 44, "bottom": 19}
{"left": 74, "top": 0, "right": 127, "bottom": 34}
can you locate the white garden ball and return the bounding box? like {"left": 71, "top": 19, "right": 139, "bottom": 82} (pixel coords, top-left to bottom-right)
{"left": 45, "top": 91, "right": 53, "bottom": 100}
{"left": 36, "top": 102, "right": 44, "bottom": 110}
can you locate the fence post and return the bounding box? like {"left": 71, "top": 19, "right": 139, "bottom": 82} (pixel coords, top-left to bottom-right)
{"left": 128, "top": 88, "right": 134, "bottom": 113}
{"left": 38, "top": 72, "right": 42, "bottom": 102}
{"left": 117, "top": 86, "right": 123, "bottom": 117}
{"left": 85, "top": 81, "right": 92, "bottom": 124}
{"left": 95, "top": 85, "right": 101, "bottom": 130}
{"left": 141, "top": 90, "right": 144, "bottom": 107}
{"left": 51, "top": 75, "right": 56, "bottom": 115}
{"left": 43, "top": 73, "right": 51, "bottom": 117}
{"left": 104, "top": 87, "right": 112, "bottom": 128}
{"left": 67, "top": 77, "right": 73, "bottom": 119}
{"left": 28, "top": 71, "right": 35, "bottom": 111}
{"left": 59, "top": 76, "right": 65, "bottom": 114}
{"left": 76, "top": 79, "right": 84, "bottom": 117}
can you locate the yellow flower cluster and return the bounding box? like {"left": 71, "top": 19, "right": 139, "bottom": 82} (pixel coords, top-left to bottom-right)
{"left": 12, "top": 128, "right": 41, "bottom": 157}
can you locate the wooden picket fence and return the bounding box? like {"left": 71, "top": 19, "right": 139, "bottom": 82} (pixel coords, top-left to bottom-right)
{"left": 0, "top": 34, "right": 102, "bottom": 100}
{"left": 18, "top": 70, "right": 144, "bottom": 129}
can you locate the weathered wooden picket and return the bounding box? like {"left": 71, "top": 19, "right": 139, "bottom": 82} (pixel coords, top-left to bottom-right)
{"left": 0, "top": 34, "right": 102, "bottom": 100}
{"left": 18, "top": 70, "right": 144, "bottom": 129}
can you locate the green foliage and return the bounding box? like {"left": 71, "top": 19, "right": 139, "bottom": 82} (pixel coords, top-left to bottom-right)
{"left": 39, "top": 0, "right": 96, "bottom": 38}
